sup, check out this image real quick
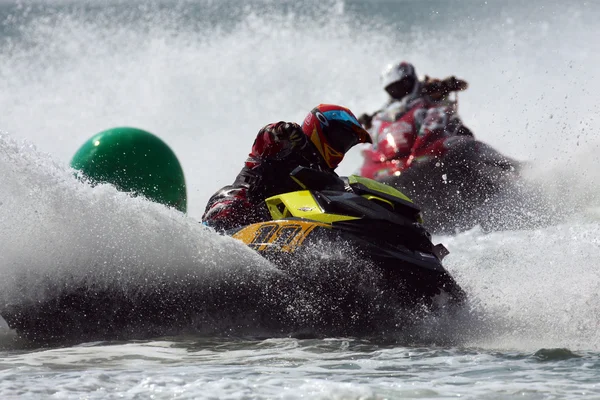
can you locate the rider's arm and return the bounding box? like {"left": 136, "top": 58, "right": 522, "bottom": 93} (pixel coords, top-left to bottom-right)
{"left": 202, "top": 184, "right": 271, "bottom": 231}
{"left": 410, "top": 106, "right": 451, "bottom": 158}
{"left": 202, "top": 123, "right": 306, "bottom": 231}
{"left": 201, "top": 186, "right": 253, "bottom": 231}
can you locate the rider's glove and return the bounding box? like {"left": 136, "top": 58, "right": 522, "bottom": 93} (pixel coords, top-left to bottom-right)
{"left": 266, "top": 121, "right": 308, "bottom": 150}
{"left": 358, "top": 113, "right": 373, "bottom": 130}
{"left": 267, "top": 122, "right": 303, "bottom": 144}
{"left": 422, "top": 75, "right": 469, "bottom": 100}
{"left": 287, "top": 123, "right": 308, "bottom": 150}
{"left": 444, "top": 76, "right": 468, "bottom": 91}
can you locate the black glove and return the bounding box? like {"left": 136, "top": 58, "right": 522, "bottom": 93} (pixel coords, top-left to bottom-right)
{"left": 265, "top": 121, "right": 307, "bottom": 150}
{"left": 358, "top": 113, "right": 373, "bottom": 130}
{"left": 259, "top": 121, "right": 310, "bottom": 162}
{"left": 445, "top": 76, "right": 468, "bottom": 91}
{"left": 422, "top": 75, "right": 468, "bottom": 100}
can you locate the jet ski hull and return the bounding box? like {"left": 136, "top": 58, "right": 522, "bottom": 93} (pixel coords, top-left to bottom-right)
{"left": 231, "top": 219, "right": 465, "bottom": 310}
{"left": 377, "top": 139, "right": 549, "bottom": 233}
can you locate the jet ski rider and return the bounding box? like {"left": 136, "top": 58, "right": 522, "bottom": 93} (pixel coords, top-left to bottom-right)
{"left": 202, "top": 104, "right": 373, "bottom": 231}
{"left": 358, "top": 61, "right": 474, "bottom": 167}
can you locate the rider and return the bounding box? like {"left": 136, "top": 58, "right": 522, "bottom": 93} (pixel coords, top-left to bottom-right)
{"left": 202, "top": 104, "right": 373, "bottom": 231}
{"left": 360, "top": 61, "right": 473, "bottom": 170}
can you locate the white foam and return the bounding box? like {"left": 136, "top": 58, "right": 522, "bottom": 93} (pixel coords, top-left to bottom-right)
{"left": 0, "top": 133, "right": 277, "bottom": 307}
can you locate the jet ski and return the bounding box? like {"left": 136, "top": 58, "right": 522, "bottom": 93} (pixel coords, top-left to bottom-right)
{"left": 360, "top": 112, "right": 550, "bottom": 234}
{"left": 228, "top": 166, "right": 466, "bottom": 312}
{"left": 365, "top": 135, "right": 544, "bottom": 233}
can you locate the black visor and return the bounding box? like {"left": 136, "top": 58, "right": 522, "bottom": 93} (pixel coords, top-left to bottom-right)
{"left": 325, "top": 120, "right": 361, "bottom": 153}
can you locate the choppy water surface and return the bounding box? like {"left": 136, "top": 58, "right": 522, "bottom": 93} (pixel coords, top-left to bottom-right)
{"left": 1, "top": 338, "right": 599, "bottom": 399}
{"left": 1, "top": 0, "right": 600, "bottom": 398}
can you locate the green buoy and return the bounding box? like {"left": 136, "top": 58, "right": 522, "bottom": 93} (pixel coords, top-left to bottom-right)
{"left": 71, "top": 127, "right": 187, "bottom": 213}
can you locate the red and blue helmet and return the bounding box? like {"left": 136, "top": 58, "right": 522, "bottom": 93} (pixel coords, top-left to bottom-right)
{"left": 301, "top": 104, "right": 372, "bottom": 169}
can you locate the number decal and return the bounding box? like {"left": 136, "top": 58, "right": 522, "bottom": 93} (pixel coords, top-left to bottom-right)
{"left": 233, "top": 221, "right": 325, "bottom": 253}
{"left": 249, "top": 224, "right": 278, "bottom": 249}
{"left": 272, "top": 226, "right": 301, "bottom": 247}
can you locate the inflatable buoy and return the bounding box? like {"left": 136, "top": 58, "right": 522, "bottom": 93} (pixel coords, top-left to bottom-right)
{"left": 71, "top": 127, "right": 187, "bottom": 212}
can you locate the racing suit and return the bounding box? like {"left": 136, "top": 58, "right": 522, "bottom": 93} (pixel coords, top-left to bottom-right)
{"left": 371, "top": 95, "right": 473, "bottom": 169}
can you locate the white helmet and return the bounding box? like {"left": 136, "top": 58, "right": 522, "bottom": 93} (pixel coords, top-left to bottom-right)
{"left": 381, "top": 62, "right": 417, "bottom": 97}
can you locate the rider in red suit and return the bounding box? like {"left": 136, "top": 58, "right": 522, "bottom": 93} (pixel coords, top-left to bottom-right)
{"left": 360, "top": 62, "right": 472, "bottom": 179}
{"left": 202, "top": 104, "right": 372, "bottom": 231}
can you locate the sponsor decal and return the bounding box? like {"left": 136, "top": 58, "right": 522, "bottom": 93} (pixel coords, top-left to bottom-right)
{"left": 315, "top": 111, "right": 329, "bottom": 126}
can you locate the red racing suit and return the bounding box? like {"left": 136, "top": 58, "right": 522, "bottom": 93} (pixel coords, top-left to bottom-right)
{"left": 202, "top": 122, "right": 329, "bottom": 231}
{"left": 360, "top": 96, "right": 473, "bottom": 180}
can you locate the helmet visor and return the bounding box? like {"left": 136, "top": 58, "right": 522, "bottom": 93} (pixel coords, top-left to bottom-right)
{"left": 385, "top": 76, "right": 416, "bottom": 99}
{"left": 322, "top": 110, "right": 372, "bottom": 153}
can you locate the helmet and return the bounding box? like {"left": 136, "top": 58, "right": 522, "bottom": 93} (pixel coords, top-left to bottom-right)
{"left": 381, "top": 61, "right": 417, "bottom": 100}
{"left": 301, "top": 104, "right": 372, "bottom": 169}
